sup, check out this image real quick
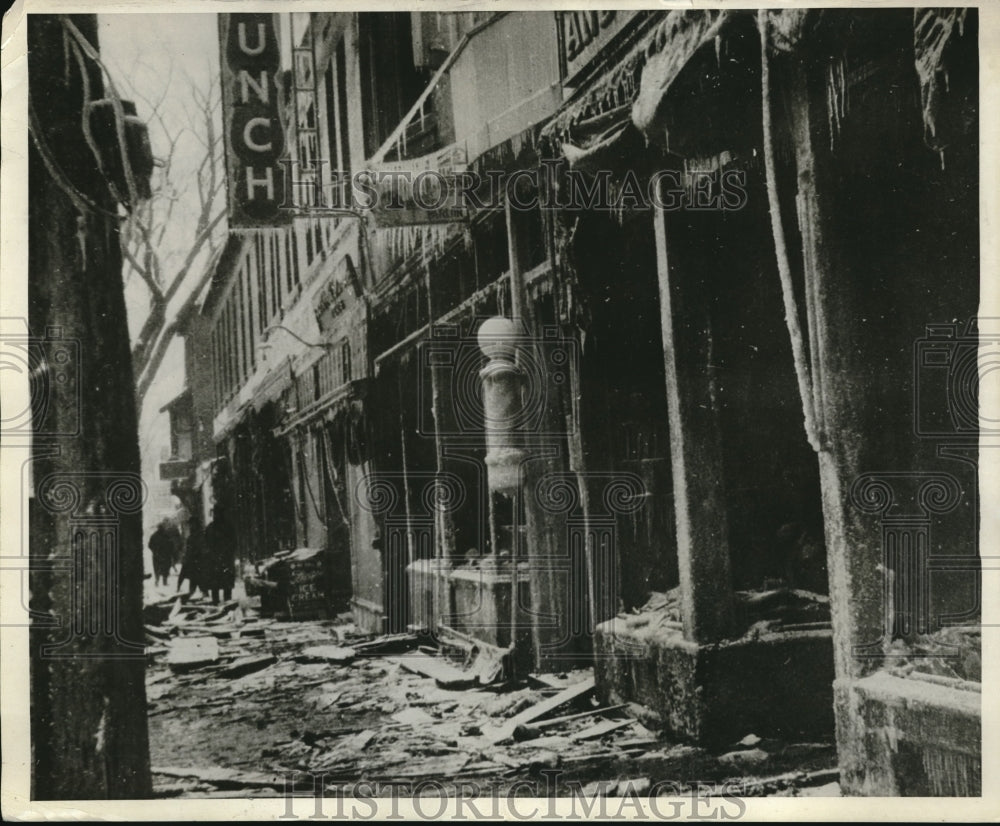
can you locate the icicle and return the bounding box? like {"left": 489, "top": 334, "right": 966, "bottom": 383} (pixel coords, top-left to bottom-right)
{"left": 826, "top": 59, "right": 846, "bottom": 152}
{"left": 714, "top": 34, "right": 722, "bottom": 68}
{"left": 758, "top": 10, "right": 823, "bottom": 453}
{"left": 837, "top": 63, "right": 844, "bottom": 127}
{"left": 939, "top": 149, "right": 946, "bottom": 171}
{"left": 840, "top": 59, "right": 847, "bottom": 121}
{"left": 75, "top": 212, "right": 88, "bottom": 271}
{"left": 827, "top": 64, "right": 834, "bottom": 151}
{"left": 63, "top": 28, "right": 72, "bottom": 86}
{"left": 844, "top": 64, "right": 851, "bottom": 122}
{"left": 944, "top": 69, "right": 950, "bottom": 93}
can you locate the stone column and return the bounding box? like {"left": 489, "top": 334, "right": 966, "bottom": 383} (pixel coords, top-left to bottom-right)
{"left": 652, "top": 200, "right": 736, "bottom": 644}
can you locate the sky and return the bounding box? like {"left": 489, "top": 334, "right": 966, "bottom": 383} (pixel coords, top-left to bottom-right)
{"left": 99, "top": 13, "right": 221, "bottom": 341}
{"left": 98, "top": 14, "right": 224, "bottom": 526}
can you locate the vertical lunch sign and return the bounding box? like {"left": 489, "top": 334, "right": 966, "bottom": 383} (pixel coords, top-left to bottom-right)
{"left": 219, "top": 14, "right": 290, "bottom": 227}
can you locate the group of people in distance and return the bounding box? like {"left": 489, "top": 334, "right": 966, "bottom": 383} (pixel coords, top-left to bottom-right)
{"left": 147, "top": 505, "right": 236, "bottom": 604}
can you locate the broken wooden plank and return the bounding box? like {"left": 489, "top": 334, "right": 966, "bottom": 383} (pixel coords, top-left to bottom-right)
{"left": 609, "top": 777, "right": 651, "bottom": 796}
{"left": 484, "top": 677, "right": 595, "bottom": 743}
{"left": 528, "top": 668, "right": 593, "bottom": 690}
{"left": 295, "top": 645, "right": 357, "bottom": 664}
{"left": 512, "top": 704, "right": 627, "bottom": 741}
{"left": 166, "top": 636, "right": 219, "bottom": 671}
{"left": 144, "top": 624, "right": 173, "bottom": 640}
{"left": 314, "top": 690, "right": 342, "bottom": 710}
{"left": 173, "top": 623, "right": 236, "bottom": 639}
{"left": 146, "top": 670, "right": 174, "bottom": 686}
{"left": 232, "top": 625, "right": 268, "bottom": 639}
{"left": 615, "top": 736, "right": 662, "bottom": 751}
{"left": 529, "top": 672, "right": 570, "bottom": 690}
{"left": 388, "top": 652, "right": 478, "bottom": 689}
{"left": 195, "top": 601, "right": 240, "bottom": 623}
{"left": 385, "top": 754, "right": 470, "bottom": 779}
{"left": 570, "top": 717, "right": 632, "bottom": 741}
{"left": 507, "top": 677, "right": 594, "bottom": 726}
{"left": 152, "top": 765, "right": 290, "bottom": 791}
{"left": 346, "top": 730, "right": 376, "bottom": 751}
{"left": 697, "top": 766, "right": 840, "bottom": 797}
{"left": 390, "top": 707, "right": 435, "bottom": 726}
{"left": 513, "top": 733, "right": 572, "bottom": 751}
{"left": 218, "top": 654, "right": 277, "bottom": 679}
{"left": 352, "top": 633, "right": 420, "bottom": 656}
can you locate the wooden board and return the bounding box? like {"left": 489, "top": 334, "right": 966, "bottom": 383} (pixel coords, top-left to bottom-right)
{"left": 387, "top": 652, "right": 477, "bottom": 689}
{"left": 484, "top": 676, "right": 595, "bottom": 743}
{"left": 165, "top": 636, "right": 219, "bottom": 671}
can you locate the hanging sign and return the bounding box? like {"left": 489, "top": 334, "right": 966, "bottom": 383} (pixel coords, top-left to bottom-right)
{"left": 219, "top": 13, "right": 290, "bottom": 227}
{"left": 559, "top": 10, "right": 639, "bottom": 83}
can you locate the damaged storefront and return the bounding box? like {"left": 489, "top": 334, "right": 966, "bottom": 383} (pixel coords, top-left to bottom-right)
{"left": 190, "top": 8, "right": 979, "bottom": 799}
{"left": 532, "top": 6, "right": 979, "bottom": 793}
{"left": 538, "top": 7, "right": 837, "bottom": 746}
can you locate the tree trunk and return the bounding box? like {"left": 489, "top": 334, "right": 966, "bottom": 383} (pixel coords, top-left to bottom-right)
{"left": 28, "top": 14, "right": 152, "bottom": 799}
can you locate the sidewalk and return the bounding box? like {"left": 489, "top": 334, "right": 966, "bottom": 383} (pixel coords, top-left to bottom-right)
{"left": 143, "top": 584, "right": 840, "bottom": 799}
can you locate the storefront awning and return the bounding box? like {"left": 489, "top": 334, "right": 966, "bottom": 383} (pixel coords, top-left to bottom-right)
{"left": 541, "top": 9, "right": 736, "bottom": 157}
{"left": 274, "top": 378, "right": 368, "bottom": 438}
{"left": 252, "top": 356, "right": 294, "bottom": 412}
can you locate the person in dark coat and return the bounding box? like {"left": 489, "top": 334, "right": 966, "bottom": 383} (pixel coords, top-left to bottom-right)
{"left": 176, "top": 519, "right": 204, "bottom": 598}
{"left": 202, "top": 505, "right": 236, "bottom": 604}
{"left": 148, "top": 519, "right": 175, "bottom": 587}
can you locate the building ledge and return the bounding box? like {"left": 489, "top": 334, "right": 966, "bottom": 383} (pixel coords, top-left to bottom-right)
{"left": 594, "top": 618, "right": 835, "bottom": 746}
{"left": 835, "top": 671, "right": 981, "bottom": 796}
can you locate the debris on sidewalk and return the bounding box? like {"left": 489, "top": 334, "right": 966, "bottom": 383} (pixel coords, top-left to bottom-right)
{"left": 389, "top": 652, "right": 478, "bottom": 689}
{"left": 218, "top": 654, "right": 277, "bottom": 679}
{"left": 295, "top": 645, "right": 356, "bottom": 664}
{"left": 166, "top": 636, "right": 219, "bottom": 671}
{"left": 146, "top": 601, "right": 838, "bottom": 798}
{"left": 485, "top": 676, "right": 596, "bottom": 743}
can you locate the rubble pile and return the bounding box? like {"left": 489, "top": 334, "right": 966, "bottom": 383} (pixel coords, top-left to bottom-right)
{"left": 144, "top": 595, "right": 839, "bottom": 798}
{"left": 619, "top": 586, "right": 831, "bottom": 642}
{"left": 884, "top": 624, "right": 982, "bottom": 684}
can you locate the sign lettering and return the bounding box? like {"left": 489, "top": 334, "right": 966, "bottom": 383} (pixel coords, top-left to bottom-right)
{"left": 560, "top": 10, "right": 638, "bottom": 82}
{"left": 219, "top": 13, "right": 289, "bottom": 227}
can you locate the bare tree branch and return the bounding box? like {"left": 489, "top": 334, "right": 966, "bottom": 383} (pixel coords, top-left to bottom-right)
{"left": 113, "top": 60, "right": 227, "bottom": 410}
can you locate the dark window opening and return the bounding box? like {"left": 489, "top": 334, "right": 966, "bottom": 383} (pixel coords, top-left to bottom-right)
{"left": 512, "top": 200, "right": 547, "bottom": 271}
{"left": 473, "top": 210, "right": 510, "bottom": 288}
{"left": 336, "top": 42, "right": 351, "bottom": 179}
{"left": 358, "top": 13, "right": 430, "bottom": 159}
{"left": 270, "top": 234, "right": 281, "bottom": 319}
{"left": 256, "top": 236, "right": 267, "bottom": 335}
{"left": 341, "top": 339, "right": 352, "bottom": 384}
{"left": 323, "top": 44, "right": 353, "bottom": 208}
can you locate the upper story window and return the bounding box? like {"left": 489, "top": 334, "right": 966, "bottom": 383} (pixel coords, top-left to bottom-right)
{"left": 357, "top": 13, "right": 432, "bottom": 159}
{"left": 323, "top": 40, "right": 352, "bottom": 207}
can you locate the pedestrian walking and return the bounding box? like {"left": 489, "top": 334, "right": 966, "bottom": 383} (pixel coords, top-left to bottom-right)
{"left": 176, "top": 518, "right": 205, "bottom": 599}
{"left": 148, "top": 519, "right": 175, "bottom": 587}
{"left": 203, "top": 505, "right": 236, "bottom": 604}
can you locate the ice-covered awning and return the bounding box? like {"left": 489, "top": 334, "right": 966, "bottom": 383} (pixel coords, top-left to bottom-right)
{"left": 540, "top": 9, "right": 737, "bottom": 159}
